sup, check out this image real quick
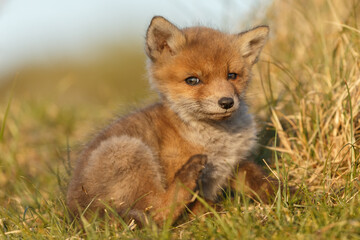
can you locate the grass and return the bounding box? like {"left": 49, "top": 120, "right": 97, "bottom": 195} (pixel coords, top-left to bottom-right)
{"left": 1, "top": 0, "right": 360, "bottom": 238}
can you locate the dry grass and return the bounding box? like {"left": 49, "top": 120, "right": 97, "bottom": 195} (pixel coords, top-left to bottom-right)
{"left": 257, "top": 0, "right": 360, "bottom": 192}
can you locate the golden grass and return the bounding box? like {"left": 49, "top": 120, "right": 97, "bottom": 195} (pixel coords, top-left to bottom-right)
{"left": 251, "top": 0, "right": 360, "bottom": 193}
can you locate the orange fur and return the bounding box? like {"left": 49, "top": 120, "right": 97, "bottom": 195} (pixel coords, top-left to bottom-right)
{"left": 67, "top": 16, "right": 272, "bottom": 226}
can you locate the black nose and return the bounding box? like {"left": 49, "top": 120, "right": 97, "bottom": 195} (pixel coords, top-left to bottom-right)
{"left": 218, "top": 97, "right": 234, "bottom": 109}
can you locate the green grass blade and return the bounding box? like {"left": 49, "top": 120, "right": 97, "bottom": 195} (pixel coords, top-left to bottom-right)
{"left": 0, "top": 74, "right": 18, "bottom": 142}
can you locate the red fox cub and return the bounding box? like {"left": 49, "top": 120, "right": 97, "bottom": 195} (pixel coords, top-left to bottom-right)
{"left": 67, "top": 16, "right": 274, "bottom": 225}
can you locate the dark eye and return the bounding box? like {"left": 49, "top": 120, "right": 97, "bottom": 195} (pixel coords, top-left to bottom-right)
{"left": 228, "top": 73, "right": 238, "bottom": 80}
{"left": 227, "top": 73, "right": 238, "bottom": 80}
{"left": 185, "top": 76, "right": 201, "bottom": 86}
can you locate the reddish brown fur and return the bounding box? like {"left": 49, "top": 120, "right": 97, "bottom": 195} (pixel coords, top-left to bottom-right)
{"left": 67, "top": 16, "right": 273, "bottom": 226}
{"left": 67, "top": 104, "right": 206, "bottom": 222}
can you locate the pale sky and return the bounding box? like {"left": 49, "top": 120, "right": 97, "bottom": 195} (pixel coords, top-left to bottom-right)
{"left": 0, "top": 0, "right": 269, "bottom": 78}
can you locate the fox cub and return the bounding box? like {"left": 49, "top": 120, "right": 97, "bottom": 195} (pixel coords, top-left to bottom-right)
{"left": 67, "top": 16, "right": 274, "bottom": 225}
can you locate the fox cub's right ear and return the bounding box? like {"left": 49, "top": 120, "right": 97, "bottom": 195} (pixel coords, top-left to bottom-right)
{"left": 146, "top": 16, "right": 186, "bottom": 61}
{"left": 237, "top": 26, "right": 269, "bottom": 65}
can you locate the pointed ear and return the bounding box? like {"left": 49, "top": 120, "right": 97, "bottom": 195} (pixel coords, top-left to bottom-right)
{"left": 236, "top": 26, "right": 269, "bottom": 65}
{"left": 146, "top": 16, "right": 186, "bottom": 61}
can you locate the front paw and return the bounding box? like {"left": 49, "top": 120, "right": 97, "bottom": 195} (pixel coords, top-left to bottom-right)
{"left": 199, "top": 162, "right": 216, "bottom": 183}
{"left": 197, "top": 163, "right": 218, "bottom": 200}
{"left": 175, "top": 154, "right": 207, "bottom": 185}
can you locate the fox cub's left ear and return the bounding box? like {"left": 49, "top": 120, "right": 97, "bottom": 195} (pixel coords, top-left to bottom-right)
{"left": 236, "top": 26, "right": 269, "bottom": 65}
{"left": 146, "top": 16, "right": 186, "bottom": 61}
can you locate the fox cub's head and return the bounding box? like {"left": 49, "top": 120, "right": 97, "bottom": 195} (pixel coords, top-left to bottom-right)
{"left": 146, "top": 16, "right": 269, "bottom": 122}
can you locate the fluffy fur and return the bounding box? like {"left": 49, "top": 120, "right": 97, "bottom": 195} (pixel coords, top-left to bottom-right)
{"left": 66, "top": 16, "right": 274, "bottom": 226}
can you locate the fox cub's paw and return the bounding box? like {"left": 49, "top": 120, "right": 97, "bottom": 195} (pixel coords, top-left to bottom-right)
{"left": 175, "top": 154, "right": 207, "bottom": 187}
